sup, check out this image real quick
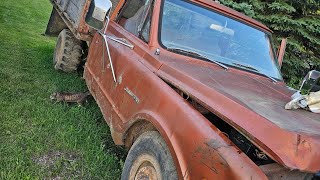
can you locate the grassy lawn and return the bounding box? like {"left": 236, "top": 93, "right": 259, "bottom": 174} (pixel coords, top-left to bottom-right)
{"left": 0, "top": 0, "right": 125, "bottom": 179}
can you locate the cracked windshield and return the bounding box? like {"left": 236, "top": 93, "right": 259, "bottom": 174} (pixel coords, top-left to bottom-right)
{"left": 161, "top": 0, "right": 283, "bottom": 80}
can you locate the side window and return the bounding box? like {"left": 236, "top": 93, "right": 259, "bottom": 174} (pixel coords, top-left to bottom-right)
{"left": 117, "top": 0, "right": 153, "bottom": 42}
{"left": 140, "top": 11, "right": 151, "bottom": 42}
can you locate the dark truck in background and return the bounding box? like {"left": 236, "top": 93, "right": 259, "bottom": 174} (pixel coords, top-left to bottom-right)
{"left": 45, "top": 0, "right": 320, "bottom": 179}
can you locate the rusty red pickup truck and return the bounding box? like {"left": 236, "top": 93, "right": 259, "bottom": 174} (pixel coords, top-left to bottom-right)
{"left": 45, "top": 0, "right": 320, "bottom": 179}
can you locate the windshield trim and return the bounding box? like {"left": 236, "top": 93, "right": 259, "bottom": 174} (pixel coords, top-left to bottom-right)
{"left": 157, "top": 0, "right": 283, "bottom": 81}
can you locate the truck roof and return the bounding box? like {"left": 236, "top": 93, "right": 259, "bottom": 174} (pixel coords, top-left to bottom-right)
{"left": 192, "top": 0, "right": 272, "bottom": 33}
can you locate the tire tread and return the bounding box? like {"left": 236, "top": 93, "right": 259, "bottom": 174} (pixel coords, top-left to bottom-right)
{"left": 53, "top": 29, "right": 83, "bottom": 72}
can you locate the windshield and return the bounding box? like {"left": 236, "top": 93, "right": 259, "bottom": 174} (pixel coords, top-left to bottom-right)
{"left": 160, "top": 0, "right": 282, "bottom": 80}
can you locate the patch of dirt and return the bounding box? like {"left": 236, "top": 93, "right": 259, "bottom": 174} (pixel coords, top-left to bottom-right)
{"left": 33, "top": 151, "right": 82, "bottom": 179}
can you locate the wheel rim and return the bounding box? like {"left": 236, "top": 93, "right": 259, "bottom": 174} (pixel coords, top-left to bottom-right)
{"left": 135, "top": 162, "right": 157, "bottom": 180}
{"left": 129, "top": 154, "right": 161, "bottom": 180}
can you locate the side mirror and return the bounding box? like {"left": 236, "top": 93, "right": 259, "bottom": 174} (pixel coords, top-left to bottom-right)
{"left": 300, "top": 70, "right": 320, "bottom": 93}
{"left": 277, "top": 38, "right": 287, "bottom": 68}
{"left": 85, "top": 0, "right": 112, "bottom": 30}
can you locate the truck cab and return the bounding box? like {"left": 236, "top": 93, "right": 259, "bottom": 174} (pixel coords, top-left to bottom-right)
{"left": 47, "top": 0, "right": 320, "bottom": 179}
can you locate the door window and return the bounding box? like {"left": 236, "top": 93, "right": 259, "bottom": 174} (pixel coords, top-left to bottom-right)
{"left": 117, "top": 0, "right": 153, "bottom": 42}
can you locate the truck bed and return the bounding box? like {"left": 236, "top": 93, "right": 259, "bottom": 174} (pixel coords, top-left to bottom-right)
{"left": 54, "top": 0, "right": 87, "bottom": 26}
{"left": 46, "top": 0, "right": 119, "bottom": 41}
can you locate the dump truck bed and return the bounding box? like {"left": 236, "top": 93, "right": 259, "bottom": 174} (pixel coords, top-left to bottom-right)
{"left": 46, "top": 0, "right": 94, "bottom": 41}
{"left": 54, "top": 0, "right": 87, "bottom": 25}
{"left": 46, "top": 0, "right": 119, "bottom": 41}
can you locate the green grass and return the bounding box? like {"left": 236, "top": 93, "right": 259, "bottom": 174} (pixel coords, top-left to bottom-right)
{"left": 0, "top": 0, "right": 125, "bottom": 179}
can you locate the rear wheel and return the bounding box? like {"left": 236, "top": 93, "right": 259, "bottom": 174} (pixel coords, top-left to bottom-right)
{"left": 53, "top": 29, "right": 83, "bottom": 72}
{"left": 121, "top": 131, "right": 178, "bottom": 180}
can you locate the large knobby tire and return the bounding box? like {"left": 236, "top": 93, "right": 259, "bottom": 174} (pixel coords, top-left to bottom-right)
{"left": 53, "top": 29, "right": 83, "bottom": 72}
{"left": 121, "top": 131, "right": 178, "bottom": 180}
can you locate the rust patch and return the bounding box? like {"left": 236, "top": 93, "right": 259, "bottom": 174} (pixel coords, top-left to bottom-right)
{"left": 260, "top": 163, "right": 313, "bottom": 180}
{"left": 206, "top": 139, "right": 231, "bottom": 149}
{"left": 124, "top": 121, "right": 155, "bottom": 148}
{"left": 193, "top": 146, "right": 219, "bottom": 174}
{"left": 185, "top": 140, "right": 230, "bottom": 178}
{"left": 173, "top": 88, "right": 210, "bottom": 114}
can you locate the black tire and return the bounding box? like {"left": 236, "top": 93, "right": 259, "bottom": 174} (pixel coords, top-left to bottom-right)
{"left": 121, "top": 131, "right": 178, "bottom": 180}
{"left": 53, "top": 29, "right": 83, "bottom": 72}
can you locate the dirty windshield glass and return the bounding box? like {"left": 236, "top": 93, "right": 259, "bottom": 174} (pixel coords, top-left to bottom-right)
{"left": 160, "top": 0, "right": 282, "bottom": 80}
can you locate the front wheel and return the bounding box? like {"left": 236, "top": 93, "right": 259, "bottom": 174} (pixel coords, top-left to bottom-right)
{"left": 121, "top": 131, "right": 178, "bottom": 180}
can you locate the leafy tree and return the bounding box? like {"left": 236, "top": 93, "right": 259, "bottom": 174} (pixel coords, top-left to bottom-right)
{"left": 219, "top": 0, "right": 320, "bottom": 87}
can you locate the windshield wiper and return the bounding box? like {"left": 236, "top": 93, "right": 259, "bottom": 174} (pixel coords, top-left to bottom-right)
{"left": 167, "top": 47, "right": 229, "bottom": 70}
{"left": 232, "top": 62, "right": 278, "bottom": 83}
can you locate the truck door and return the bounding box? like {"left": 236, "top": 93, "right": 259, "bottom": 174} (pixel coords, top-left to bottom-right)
{"left": 85, "top": 0, "right": 155, "bottom": 131}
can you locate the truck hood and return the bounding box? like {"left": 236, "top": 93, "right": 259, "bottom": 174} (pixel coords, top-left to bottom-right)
{"left": 156, "top": 58, "right": 320, "bottom": 172}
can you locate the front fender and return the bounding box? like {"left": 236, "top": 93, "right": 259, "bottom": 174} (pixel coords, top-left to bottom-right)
{"left": 125, "top": 100, "right": 267, "bottom": 179}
